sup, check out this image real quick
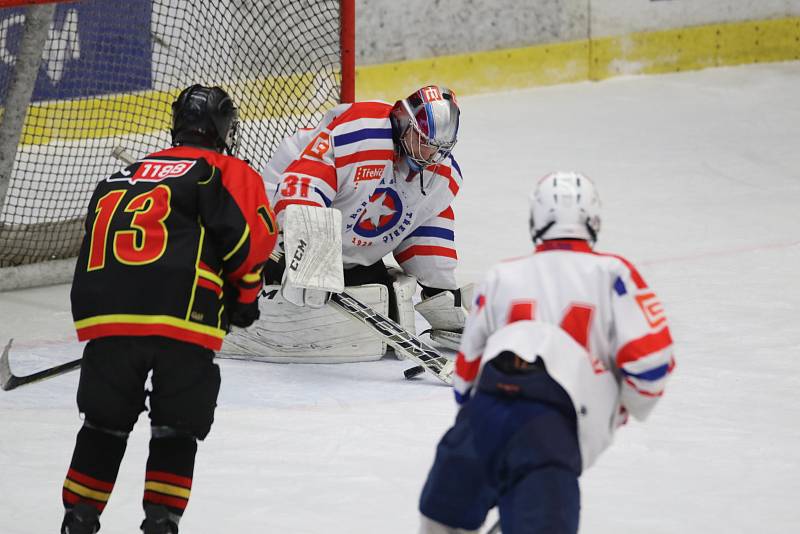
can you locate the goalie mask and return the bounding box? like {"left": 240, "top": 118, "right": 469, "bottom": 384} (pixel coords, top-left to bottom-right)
{"left": 529, "top": 171, "right": 602, "bottom": 244}
{"left": 171, "top": 84, "right": 239, "bottom": 156}
{"left": 391, "top": 85, "right": 460, "bottom": 171}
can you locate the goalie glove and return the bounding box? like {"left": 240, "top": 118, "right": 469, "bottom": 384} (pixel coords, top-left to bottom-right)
{"left": 415, "top": 284, "right": 474, "bottom": 333}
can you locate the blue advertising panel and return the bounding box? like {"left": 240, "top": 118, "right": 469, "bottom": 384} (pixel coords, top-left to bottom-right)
{"left": 0, "top": 0, "right": 152, "bottom": 104}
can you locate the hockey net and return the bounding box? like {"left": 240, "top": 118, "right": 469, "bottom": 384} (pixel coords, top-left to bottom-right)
{"left": 0, "top": 0, "right": 354, "bottom": 286}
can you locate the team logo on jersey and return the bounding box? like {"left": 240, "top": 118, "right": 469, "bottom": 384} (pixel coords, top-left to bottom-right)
{"left": 352, "top": 188, "right": 403, "bottom": 238}
{"left": 109, "top": 159, "right": 196, "bottom": 184}
{"left": 354, "top": 164, "right": 385, "bottom": 183}
{"left": 635, "top": 292, "right": 666, "bottom": 328}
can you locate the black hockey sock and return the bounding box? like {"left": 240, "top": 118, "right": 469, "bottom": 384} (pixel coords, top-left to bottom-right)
{"left": 143, "top": 436, "right": 198, "bottom": 524}
{"left": 62, "top": 425, "right": 127, "bottom": 514}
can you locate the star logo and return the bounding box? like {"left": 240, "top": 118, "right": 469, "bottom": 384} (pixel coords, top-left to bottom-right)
{"left": 361, "top": 193, "right": 396, "bottom": 227}
{"left": 353, "top": 188, "right": 403, "bottom": 238}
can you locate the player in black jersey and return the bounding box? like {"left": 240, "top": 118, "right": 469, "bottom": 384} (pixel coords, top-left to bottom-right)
{"left": 60, "top": 85, "right": 277, "bottom": 534}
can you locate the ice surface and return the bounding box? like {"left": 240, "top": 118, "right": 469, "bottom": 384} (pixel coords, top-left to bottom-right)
{"left": 1, "top": 62, "right": 799, "bottom": 533}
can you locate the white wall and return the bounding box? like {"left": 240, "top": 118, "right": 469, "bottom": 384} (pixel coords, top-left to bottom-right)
{"left": 356, "top": 0, "right": 800, "bottom": 64}
{"left": 590, "top": 0, "right": 800, "bottom": 37}
{"left": 355, "top": 0, "right": 587, "bottom": 64}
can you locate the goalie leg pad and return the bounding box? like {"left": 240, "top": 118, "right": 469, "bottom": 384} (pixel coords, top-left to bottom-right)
{"left": 387, "top": 267, "right": 418, "bottom": 361}
{"left": 221, "top": 284, "right": 389, "bottom": 363}
{"left": 389, "top": 267, "right": 417, "bottom": 334}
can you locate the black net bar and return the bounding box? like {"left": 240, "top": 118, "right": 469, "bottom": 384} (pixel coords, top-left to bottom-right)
{"left": 0, "top": 0, "right": 344, "bottom": 267}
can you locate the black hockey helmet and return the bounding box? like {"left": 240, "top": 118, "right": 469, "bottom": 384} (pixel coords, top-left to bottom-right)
{"left": 171, "top": 84, "right": 239, "bottom": 155}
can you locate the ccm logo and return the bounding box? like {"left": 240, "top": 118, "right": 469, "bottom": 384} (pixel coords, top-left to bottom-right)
{"left": 635, "top": 293, "right": 666, "bottom": 328}
{"left": 289, "top": 239, "right": 307, "bottom": 271}
{"left": 354, "top": 164, "right": 384, "bottom": 182}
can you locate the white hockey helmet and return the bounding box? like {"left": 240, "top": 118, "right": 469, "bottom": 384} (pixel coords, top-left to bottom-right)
{"left": 529, "top": 171, "right": 602, "bottom": 243}
{"left": 390, "top": 85, "right": 460, "bottom": 170}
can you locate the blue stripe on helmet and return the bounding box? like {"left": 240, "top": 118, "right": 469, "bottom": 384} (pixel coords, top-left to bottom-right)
{"left": 423, "top": 102, "right": 435, "bottom": 140}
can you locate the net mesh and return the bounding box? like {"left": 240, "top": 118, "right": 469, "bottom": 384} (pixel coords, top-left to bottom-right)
{"left": 0, "top": 0, "right": 344, "bottom": 267}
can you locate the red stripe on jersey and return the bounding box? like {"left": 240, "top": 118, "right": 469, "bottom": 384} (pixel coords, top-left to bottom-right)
{"left": 594, "top": 251, "right": 648, "bottom": 289}
{"left": 146, "top": 471, "right": 193, "bottom": 489}
{"left": 143, "top": 491, "right": 188, "bottom": 511}
{"left": 77, "top": 323, "right": 223, "bottom": 351}
{"left": 394, "top": 245, "right": 457, "bottom": 264}
{"left": 434, "top": 165, "right": 459, "bottom": 195}
{"left": 328, "top": 102, "right": 392, "bottom": 130}
{"left": 67, "top": 469, "right": 115, "bottom": 492}
{"left": 197, "top": 277, "right": 222, "bottom": 296}
{"left": 535, "top": 241, "right": 649, "bottom": 290}
{"left": 624, "top": 376, "right": 665, "bottom": 397}
{"left": 274, "top": 198, "right": 323, "bottom": 215}
{"left": 335, "top": 149, "right": 395, "bottom": 168}
{"left": 285, "top": 159, "right": 338, "bottom": 192}
{"left": 448, "top": 175, "right": 459, "bottom": 195}
{"left": 536, "top": 240, "right": 593, "bottom": 253}
{"left": 616, "top": 326, "right": 673, "bottom": 366}
{"left": 455, "top": 351, "right": 482, "bottom": 381}
{"left": 437, "top": 206, "right": 455, "bottom": 220}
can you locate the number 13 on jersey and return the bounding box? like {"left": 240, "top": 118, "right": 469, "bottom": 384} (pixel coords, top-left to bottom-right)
{"left": 87, "top": 185, "right": 172, "bottom": 271}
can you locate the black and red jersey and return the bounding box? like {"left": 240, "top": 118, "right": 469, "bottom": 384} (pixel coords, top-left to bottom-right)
{"left": 71, "top": 145, "right": 277, "bottom": 350}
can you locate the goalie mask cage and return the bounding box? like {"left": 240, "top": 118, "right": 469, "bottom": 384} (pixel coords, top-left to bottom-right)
{"left": 0, "top": 0, "right": 355, "bottom": 285}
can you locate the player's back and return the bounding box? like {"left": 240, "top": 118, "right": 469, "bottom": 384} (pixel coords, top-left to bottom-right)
{"left": 71, "top": 145, "right": 267, "bottom": 350}
{"left": 483, "top": 239, "right": 652, "bottom": 371}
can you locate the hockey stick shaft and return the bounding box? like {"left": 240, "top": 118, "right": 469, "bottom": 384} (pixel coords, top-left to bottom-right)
{"left": 329, "top": 292, "right": 453, "bottom": 384}
{"left": 1, "top": 339, "right": 82, "bottom": 391}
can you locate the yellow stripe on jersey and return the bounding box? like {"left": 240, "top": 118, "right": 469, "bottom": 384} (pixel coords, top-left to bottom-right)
{"left": 74, "top": 314, "right": 225, "bottom": 339}
{"left": 223, "top": 225, "right": 250, "bottom": 262}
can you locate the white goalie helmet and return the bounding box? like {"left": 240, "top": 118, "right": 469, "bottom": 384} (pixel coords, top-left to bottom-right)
{"left": 529, "top": 171, "right": 602, "bottom": 243}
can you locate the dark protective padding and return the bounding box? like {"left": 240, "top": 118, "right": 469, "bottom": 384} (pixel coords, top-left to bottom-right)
{"left": 171, "top": 85, "right": 238, "bottom": 153}
{"left": 419, "top": 370, "right": 581, "bottom": 533}
{"left": 77, "top": 336, "right": 220, "bottom": 440}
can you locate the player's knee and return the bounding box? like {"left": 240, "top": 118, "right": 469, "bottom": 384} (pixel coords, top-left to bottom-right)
{"left": 149, "top": 363, "right": 220, "bottom": 441}
{"left": 77, "top": 373, "right": 145, "bottom": 434}
{"left": 82, "top": 419, "right": 130, "bottom": 439}
{"left": 500, "top": 466, "right": 580, "bottom": 534}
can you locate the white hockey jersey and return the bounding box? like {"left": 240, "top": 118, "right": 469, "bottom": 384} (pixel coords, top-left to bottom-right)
{"left": 263, "top": 101, "right": 463, "bottom": 290}
{"left": 455, "top": 239, "right": 676, "bottom": 468}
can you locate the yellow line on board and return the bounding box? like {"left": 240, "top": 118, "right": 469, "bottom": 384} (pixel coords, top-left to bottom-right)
{"left": 356, "top": 16, "right": 800, "bottom": 101}
{"left": 9, "top": 17, "right": 799, "bottom": 145}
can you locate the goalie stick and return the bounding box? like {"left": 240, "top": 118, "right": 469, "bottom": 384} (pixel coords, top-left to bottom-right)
{"left": 329, "top": 292, "right": 453, "bottom": 384}
{"left": 1, "top": 337, "right": 350, "bottom": 391}
{"left": 0, "top": 339, "right": 81, "bottom": 391}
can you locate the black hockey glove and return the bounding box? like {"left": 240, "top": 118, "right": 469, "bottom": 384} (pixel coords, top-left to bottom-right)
{"left": 229, "top": 300, "right": 260, "bottom": 328}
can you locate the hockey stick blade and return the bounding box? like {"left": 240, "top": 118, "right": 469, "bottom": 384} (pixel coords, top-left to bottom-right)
{"left": 0, "top": 340, "right": 82, "bottom": 391}
{"left": 329, "top": 292, "right": 454, "bottom": 384}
